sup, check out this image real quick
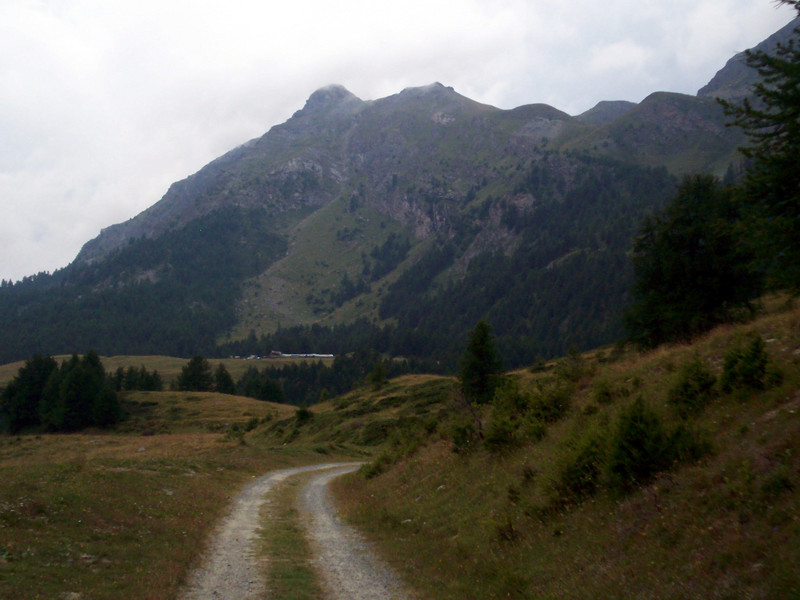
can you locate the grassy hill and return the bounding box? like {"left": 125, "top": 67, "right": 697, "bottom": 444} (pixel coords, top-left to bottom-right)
{"left": 1, "top": 298, "right": 798, "bottom": 599}
{"left": 332, "top": 296, "right": 800, "bottom": 599}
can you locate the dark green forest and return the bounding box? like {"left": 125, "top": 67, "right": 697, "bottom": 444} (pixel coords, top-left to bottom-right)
{"left": 0, "top": 207, "right": 286, "bottom": 361}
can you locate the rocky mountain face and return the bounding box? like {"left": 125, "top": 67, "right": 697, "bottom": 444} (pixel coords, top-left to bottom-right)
{"left": 1, "top": 20, "right": 793, "bottom": 366}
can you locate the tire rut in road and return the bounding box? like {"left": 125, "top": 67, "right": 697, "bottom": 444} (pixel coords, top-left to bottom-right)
{"left": 300, "top": 464, "right": 413, "bottom": 600}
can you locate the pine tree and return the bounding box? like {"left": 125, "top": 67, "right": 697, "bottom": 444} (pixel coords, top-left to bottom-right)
{"left": 459, "top": 320, "right": 503, "bottom": 404}
{"left": 214, "top": 363, "right": 236, "bottom": 395}
{"left": 624, "top": 175, "right": 762, "bottom": 348}
{"left": 177, "top": 356, "right": 214, "bottom": 392}
{"left": 0, "top": 354, "right": 57, "bottom": 433}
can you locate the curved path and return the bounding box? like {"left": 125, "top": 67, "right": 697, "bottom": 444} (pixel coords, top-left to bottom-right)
{"left": 177, "top": 462, "right": 363, "bottom": 600}
{"left": 300, "top": 464, "right": 412, "bottom": 600}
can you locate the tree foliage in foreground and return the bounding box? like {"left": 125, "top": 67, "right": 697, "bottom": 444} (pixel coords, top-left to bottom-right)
{"left": 720, "top": 3, "right": 800, "bottom": 288}
{"left": 624, "top": 175, "right": 762, "bottom": 348}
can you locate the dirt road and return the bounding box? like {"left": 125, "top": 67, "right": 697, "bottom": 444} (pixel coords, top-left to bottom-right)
{"left": 177, "top": 461, "right": 409, "bottom": 599}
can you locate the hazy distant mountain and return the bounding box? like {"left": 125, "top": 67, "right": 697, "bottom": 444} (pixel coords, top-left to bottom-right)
{"left": 575, "top": 100, "right": 637, "bottom": 125}
{"left": 0, "top": 20, "right": 789, "bottom": 366}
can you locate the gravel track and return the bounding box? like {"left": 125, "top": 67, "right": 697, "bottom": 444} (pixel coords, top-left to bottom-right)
{"left": 300, "top": 464, "right": 412, "bottom": 600}
{"left": 177, "top": 462, "right": 362, "bottom": 600}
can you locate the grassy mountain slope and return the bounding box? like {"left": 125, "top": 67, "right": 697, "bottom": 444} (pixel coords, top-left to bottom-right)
{"left": 332, "top": 298, "right": 800, "bottom": 599}
{"left": 698, "top": 16, "right": 800, "bottom": 102}
{"left": 555, "top": 92, "right": 743, "bottom": 176}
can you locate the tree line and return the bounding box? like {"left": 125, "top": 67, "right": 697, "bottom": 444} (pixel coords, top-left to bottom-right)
{"left": 0, "top": 349, "right": 418, "bottom": 433}
{"left": 0, "top": 352, "right": 123, "bottom": 434}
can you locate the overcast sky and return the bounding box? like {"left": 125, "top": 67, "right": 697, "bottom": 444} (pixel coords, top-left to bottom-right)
{"left": 1, "top": 0, "right": 795, "bottom": 282}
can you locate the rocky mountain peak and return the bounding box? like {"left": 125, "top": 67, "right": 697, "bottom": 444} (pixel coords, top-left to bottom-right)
{"left": 292, "top": 84, "right": 365, "bottom": 121}
{"left": 305, "top": 84, "right": 360, "bottom": 107}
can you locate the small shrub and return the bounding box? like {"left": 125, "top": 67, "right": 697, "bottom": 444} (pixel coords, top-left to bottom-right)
{"left": 530, "top": 384, "right": 571, "bottom": 423}
{"left": 450, "top": 419, "right": 479, "bottom": 454}
{"left": 554, "top": 350, "right": 586, "bottom": 382}
{"left": 607, "top": 398, "right": 673, "bottom": 492}
{"left": 667, "top": 355, "right": 716, "bottom": 418}
{"left": 721, "top": 336, "right": 769, "bottom": 392}
{"left": 360, "top": 450, "right": 393, "bottom": 479}
{"left": 484, "top": 412, "right": 518, "bottom": 452}
{"left": 669, "top": 422, "right": 712, "bottom": 463}
{"left": 359, "top": 420, "right": 391, "bottom": 446}
{"left": 761, "top": 465, "right": 794, "bottom": 499}
{"left": 483, "top": 380, "right": 528, "bottom": 452}
{"left": 555, "top": 432, "right": 606, "bottom": 501}
{"left": 521, "top": 415, "right": 547, "bottom": 442}
{"left": 295, "top": 406, "right": 314, "bottom": 425}
{"left": 592, "top": 379, "right": 616, "bottom": 405}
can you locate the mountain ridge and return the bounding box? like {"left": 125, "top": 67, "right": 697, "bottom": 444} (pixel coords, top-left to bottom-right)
{"left": 1, "top": 20, "right": 792, "bottom": 365}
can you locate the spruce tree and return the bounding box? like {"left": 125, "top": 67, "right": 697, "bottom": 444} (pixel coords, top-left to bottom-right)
{"left": 213, "top": 363, "right": 236, "bottom": 395}
{"left": 0, "top": 354, "right": 57, "bottom": 433}
{"left": 459, "top": 320, "right": 503, "bottom": 404}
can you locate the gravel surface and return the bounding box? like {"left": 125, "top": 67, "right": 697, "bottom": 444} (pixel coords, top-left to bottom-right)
{"left": 177, "top": 462, "right": 360, "bottom": 600}
{"left": 301, "top": 464, "right": 413, "bottom": 600}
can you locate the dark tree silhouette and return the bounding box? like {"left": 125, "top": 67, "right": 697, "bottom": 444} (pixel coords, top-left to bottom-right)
{"left": 459, "top": 320, "right": 503, "bottom": 405}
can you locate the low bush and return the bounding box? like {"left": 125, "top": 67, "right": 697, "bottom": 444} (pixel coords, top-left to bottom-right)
{"left": 520, "top": 415, "right": 547, "bottom": 443}
{"left": 591, "top": 379, "right": 616, "bottom": 405}
{"left": 529, "top": 384, "right": 571, "bottom": 424}
{"left": 721, "top": 336, "right": 769, "bottom": 392}
{"left": 667, "top": 355, "right": 716, "bottom": 417}
{"left": 484, "top": 412, "right": 518, "bottom": 452}
{"left": 483, "top": 380, "right": 528, "bottom": 452}
{"left": 450, "top": 420, "right": 479, "bottom": 454}
{"left": 554, "top": 431, "right": 607, "bottom": 502}
{"left": 607, "top": 398, "right": 675, "bottom": 492}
